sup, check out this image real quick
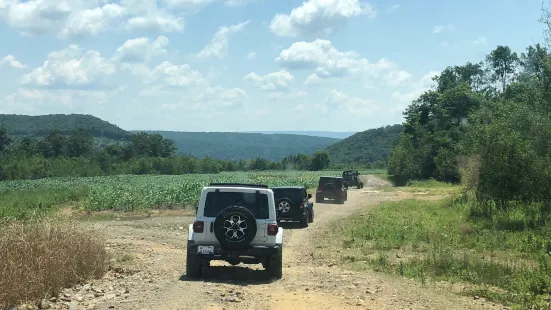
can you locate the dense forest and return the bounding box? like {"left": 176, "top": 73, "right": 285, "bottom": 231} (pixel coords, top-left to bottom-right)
{"left": 138, "top": 130, "right": 339, "bottom": 161}
{"left": 386, "top": 14, "right": 551, "bottom": 233}
{"left": 326, "top": 124, "right": 403, "bottom": 166}
{"left": 0, "top": 114, "right": 132, "bottom": 142}
{"left": 0, "top": 114, "right": 343, "bottom": 161}
{"left": 0, "top": 127, "right": 335, "bottom": 180}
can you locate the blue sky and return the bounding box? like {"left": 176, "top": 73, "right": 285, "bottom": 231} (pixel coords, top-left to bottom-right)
{"left": 0, "top": 0, "right": 545, "bottom": 132}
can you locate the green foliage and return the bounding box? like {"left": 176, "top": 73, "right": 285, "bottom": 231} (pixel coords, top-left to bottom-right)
{"left": 0, "top": 126, "right": 12, "bottom": 154}
{"left": 309, "top": 150, "right": 331, "bottom": 170}
{"left": 0, "top": 171, "right": 383, "bottom": 215}
{"left": 387, "top": 36, "right": 551, "bottom": 230}
{"left": 325, "top": 124, "right": 403, "bottom": 165}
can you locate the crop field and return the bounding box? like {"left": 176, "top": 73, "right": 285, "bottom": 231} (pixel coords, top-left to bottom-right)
{"left": 0, "top": 170, "right": 383, "bottom": 218}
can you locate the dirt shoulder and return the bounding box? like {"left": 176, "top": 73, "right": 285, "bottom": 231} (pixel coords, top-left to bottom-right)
{"left": 42, "top": 175, "right": 500, "bottom": 310}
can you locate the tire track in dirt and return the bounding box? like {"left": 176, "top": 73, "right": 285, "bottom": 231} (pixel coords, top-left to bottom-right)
{"left": 68, "top": 176, "right": 502, "bottom": 310}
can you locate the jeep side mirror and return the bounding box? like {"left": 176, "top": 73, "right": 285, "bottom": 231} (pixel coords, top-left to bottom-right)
{"left": 307, "top": 193, "right": 312, "bottom": 199}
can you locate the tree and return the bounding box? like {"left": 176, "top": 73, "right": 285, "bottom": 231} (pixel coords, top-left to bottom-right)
{"left": 310, "top": 151, "right": 330, "bottom": 171}
{"left": 486, "top": 45, "right": 519, "bottom": 92}
{"left": 67, "top": 128, "right": 94, "bottom": 157}
{"left": 0, "top": 126, "right": 12, "bottom": 153}
{"left": 40, "top": 129, "right": 66, "bottom": 158}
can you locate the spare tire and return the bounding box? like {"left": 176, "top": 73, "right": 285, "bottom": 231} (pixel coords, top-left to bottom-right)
{"left": 214, "top": 205, "right": 257, "bottom": 249}
{"left": 276, "top": 197, "right": 293, "bottom": 214}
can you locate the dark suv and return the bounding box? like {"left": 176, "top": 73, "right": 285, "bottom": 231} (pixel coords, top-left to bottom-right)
{"left": 315, "top": 176, "right": 347, "bottom": 204}
{"left": 271, "top": 186, "right": 314, "bottom": 228}
{"left": 342, "top": 170, "right": 364, "bottom": 189}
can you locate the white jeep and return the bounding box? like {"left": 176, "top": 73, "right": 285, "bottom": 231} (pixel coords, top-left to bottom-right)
{"left": 186, "top": 183, "right": 284, "bottom": 279}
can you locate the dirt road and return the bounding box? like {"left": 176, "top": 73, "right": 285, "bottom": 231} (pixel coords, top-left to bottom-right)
{"left": 51, "top": 176, "right": 502, "bottom": 310}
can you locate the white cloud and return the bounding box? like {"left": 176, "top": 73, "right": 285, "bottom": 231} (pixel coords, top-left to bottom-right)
{"left": 432, "top": 24, "right": 454, "bottom": 34}
{"left": 20, "top": 45, "right": 116, "bottom": 88}
{"left": 190, "top": 86, "right": 247, "bottom": 109}
{"left": 276, "top": 39, "right": 397, "bottom": 81}
{"left": 390, "top": 71, "right": 440, "bottom": 103}
{"left": 244, "top": 70, "right": 294, "bottom": 91}
{"left": 197, "top": 20, "right": 249, "bottom": 59}
{"left": 126, "top": 14, "right": 184, "bottom": 32}
{"left": 440, "top": 41, "right": 450, "bottom": 47}
{"left": 269, "top": 0, "right": 376, "bottom": 37}
{"left": 224, "top": 0, "right": 259, "bottom": 6}
{"left": 386, "top": 4, "right": 399, "bottom": 13}
{"left": 152, "top": 61, "right": 205, "bottom": 87}
{"left": 473, "top": 36, "right": 487, "bottom": 45}
{"left": 391, "top": 89, "right": 425, "bottom": 103}
{"left": 384, "top": 70, "right": 412, "bottom": 85}
{"left": 112, "top": 36, "right": 169, "bottom": 63}
{"left": 247, "top": 51, "right": 257, "bottom": 59}
{"left": 59, "top": 3, "right": 127, "bottom": 39}
{"left": 0, "top": 0, "right": 184, "bottom": 38}
{"left": 323, "top": 89, "right": 381, "bottom": 115}
{"left": 304, "top": 74, "right": 322, "bottom": 85}
{"left": 0, "top": 55, "right": 27, "bottom": 69}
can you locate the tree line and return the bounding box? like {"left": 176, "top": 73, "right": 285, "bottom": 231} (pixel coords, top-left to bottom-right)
{"left": 0, "top": 128, "right": 337, "bottom": 180}
{"left": 387, "top": 13, "right": 551, "bottom": 229}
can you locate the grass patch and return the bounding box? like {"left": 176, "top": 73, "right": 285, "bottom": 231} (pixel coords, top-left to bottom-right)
{"left": 318, "top": 199, "right": 551, "bottom": 309}
{"left": 0, "top": 218, "right": 108, "bottom": 309}
{"left": 0, "top": 187, "right": 89, "bottom": 220}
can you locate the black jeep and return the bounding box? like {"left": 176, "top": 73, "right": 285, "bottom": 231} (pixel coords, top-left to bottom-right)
{"left": 342, "top": 170, "right": 364, "bottom": 189}
{"left": 271, "top": 186, "right": 314, "bottom": 228}
{"left": 315, "top": 176, "right": 347, "bottom": 204}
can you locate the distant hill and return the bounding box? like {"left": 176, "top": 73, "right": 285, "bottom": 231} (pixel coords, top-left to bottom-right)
{"left": 326, "top": 124, "right": 404, "bottom": 164}
{"left": 247, "top": 131, "right": 356, "bottom": 139}
{"left": 138, "top": 131, "right": 340, "bottom": 161}
{"left": 0, "top": 114, "right": 132, "bottom": 141}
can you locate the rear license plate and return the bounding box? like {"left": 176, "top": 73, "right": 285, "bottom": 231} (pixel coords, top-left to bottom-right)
{"left": 197, "top": 246, "right": 214, "bottom": 254}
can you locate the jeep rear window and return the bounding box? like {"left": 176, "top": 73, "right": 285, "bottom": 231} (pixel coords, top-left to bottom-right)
{"left": 204, "top": 192, "right": 269, "bottom": 219}
{"left": 319, "top": 177, "right": 342, "bottom": 187}
{"left": 272, "top": 189, "right": 303, "bottom": 202}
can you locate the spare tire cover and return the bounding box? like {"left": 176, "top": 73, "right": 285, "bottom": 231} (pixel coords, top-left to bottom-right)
{"left": 214, "top": 205, "right": 257, "bottom": 249}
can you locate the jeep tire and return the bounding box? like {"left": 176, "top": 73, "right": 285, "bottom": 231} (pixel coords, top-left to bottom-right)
{"left": 276, "top": 197, "right": 293, "bottom": 214}
{"left": 214, "top": 205, "right": 258, "bottom": 250}
{"left": 186, "top": 244, "right": 202, "bottom": 278}
{"left": 266, "top": 249, "right": 283, "bottom": 279}
{"left": 308, "top": 207, "right": 314, "bottom": 223}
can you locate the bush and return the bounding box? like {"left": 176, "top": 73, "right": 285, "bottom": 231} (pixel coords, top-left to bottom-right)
{"left": 0, "top": 219, "right": 108, "bottom": 309}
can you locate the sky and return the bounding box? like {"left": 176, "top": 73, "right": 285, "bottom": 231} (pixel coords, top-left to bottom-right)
{"left": 0, "top": 0, "right": 545, "bottom": 132}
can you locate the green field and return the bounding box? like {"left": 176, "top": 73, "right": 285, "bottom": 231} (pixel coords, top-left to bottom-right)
{"left": 0, "top": 170, "right": 384, "bottom": 220}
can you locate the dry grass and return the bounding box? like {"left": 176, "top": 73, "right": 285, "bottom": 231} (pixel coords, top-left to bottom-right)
{"left": 0, "top": 218, "right": 108, "bottom": 309}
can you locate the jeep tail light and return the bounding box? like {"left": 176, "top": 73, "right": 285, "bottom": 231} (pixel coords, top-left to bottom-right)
{"left": 299, "top": 203, "right": 304, "bottom": 209}
{"left": 193, "top": 221, "right": 204, "bottom": 233}
{"left": 267, "top": 223, "right": 278, "bottom": 236}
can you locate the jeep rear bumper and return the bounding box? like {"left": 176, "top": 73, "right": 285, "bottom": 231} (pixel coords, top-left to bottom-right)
{"left": 188, "top": 242, "right": 281, "bottom": 259}
{"left": 277, "top": 212, "right": 306, "bottom": 222}
{"left": 317, "top": 191, "right": 345, "bottom": 198}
